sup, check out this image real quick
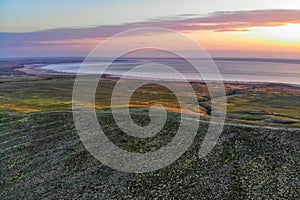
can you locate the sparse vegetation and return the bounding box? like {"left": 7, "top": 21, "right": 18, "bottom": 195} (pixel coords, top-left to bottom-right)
{"left": 0, "top": 110, "right": 299, "bottom": 199}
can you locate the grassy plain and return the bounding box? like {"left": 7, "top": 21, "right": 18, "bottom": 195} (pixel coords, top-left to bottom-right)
{"left": 0, "top": 74, "right": 299, "bottom": 127}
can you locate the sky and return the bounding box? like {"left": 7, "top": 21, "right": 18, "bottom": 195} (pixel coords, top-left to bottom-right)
{"left": 0, "top": 0, "right": 300, "bottom": 58}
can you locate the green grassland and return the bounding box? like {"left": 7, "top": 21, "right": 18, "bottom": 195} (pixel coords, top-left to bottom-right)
{"left": 0, "top": 75, "right": 299, "bottom": 127}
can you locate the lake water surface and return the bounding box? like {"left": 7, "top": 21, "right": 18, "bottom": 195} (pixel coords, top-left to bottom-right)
{"left": 41, "top": 58, "right": 300, "bottom": 85}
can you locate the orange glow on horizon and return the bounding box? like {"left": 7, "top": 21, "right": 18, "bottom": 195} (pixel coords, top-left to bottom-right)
{"left": 187, "top": 24, "right": 300, "bottom": 54}
{"left": 37, "top": 24, "right": 300, "bottom": 58}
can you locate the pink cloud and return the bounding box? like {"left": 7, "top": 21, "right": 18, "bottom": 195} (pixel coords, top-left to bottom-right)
{"left": 1, "top": 9, "right": 299, "bottom": 53}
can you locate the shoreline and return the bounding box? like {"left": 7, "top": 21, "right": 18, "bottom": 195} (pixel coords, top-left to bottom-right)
{"left": 16, "top": 63, "right": 300, "bottom": 87}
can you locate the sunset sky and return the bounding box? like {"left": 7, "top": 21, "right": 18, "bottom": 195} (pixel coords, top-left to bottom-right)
{"left": 0, "top": 0, "right": 299, "bottom": 58}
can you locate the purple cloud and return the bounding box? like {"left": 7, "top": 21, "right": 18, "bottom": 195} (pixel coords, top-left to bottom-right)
{"left": 1, "top": 9, "right": 299, "bottom": 48}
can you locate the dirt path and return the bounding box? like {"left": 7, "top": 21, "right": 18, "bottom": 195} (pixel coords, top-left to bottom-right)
{"left": 23, "top": 109, "right": 300, "bottom": 132}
